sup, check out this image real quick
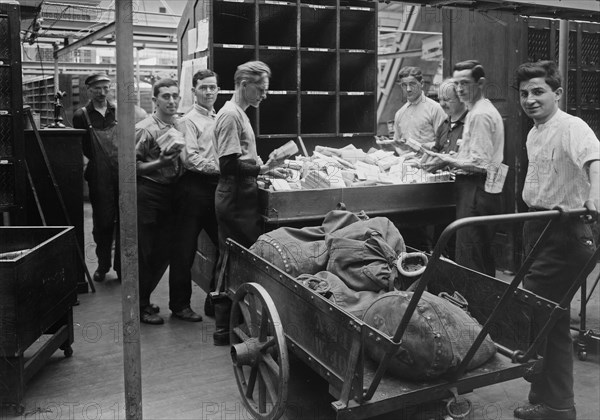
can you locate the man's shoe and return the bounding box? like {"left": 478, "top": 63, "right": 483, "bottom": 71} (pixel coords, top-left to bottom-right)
{"left": 140, "top": 311, "right": 164, "bottom": 325}
{"left": 528, "top": 390, "right": 543, "bottom": 405}
{"left": 514, "top": 403, "right": 576, "bottom": 420}
{"left": 93, "top": 270, "right": 106, "bottom": 282}
{"left": 172, "top": 307, "right": 203, "bottom": 322}
{"left": 213, "top": 328, "right": 230, "bottom": 346}
{"left": 148, "top": 303, "right": 160, "bottom": 314}
{"left": 204, "top": 294, "right": 215, "bottom": 317}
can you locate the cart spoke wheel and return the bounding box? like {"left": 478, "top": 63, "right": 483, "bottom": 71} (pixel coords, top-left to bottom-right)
{"left": 230, "top": 283, "right": 289, "bottom": 420}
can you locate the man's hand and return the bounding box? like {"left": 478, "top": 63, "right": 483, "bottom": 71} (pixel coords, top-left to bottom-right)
{"left": 419, "top": 154, "right": 446, "bottom": 173}
{"left": 158, "top": 148, "right": 180, "bottom": 166}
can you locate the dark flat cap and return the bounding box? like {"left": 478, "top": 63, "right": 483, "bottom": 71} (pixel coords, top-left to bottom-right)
{"left": 85, "top": 72, "right": 111, "bottom": 86}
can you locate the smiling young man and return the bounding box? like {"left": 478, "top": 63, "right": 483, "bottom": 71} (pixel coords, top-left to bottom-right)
{"left": 168, "top": 69, "right": 221, "bottom": 322}
{"left": 134, "top": 78, "right": 184, "bottom": 325}
{"left": 513, "top": 61, "right": 599, "bottom": 420}
{"left": 392, "top": 66, "right": 446, "bottom": 154}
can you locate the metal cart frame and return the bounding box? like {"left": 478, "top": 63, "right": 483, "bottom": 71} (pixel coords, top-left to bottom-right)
{"left": 215, "top": 209, "right": 598, "bottom": 420}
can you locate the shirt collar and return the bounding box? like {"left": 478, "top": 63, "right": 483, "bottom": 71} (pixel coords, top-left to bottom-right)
{"left": 194, "top": 103, "right": 215, "bottom": 117}
{"left": 534, "top": 108, "right": 563, "bottom": 130}
{"left": 448, "top": 109, "right": 468, "bottom": 125}
{"left": 407, "top": 92, "right": 425, "bottom": 106}
{"left": 152, "top": 114, "right": 174, "bottom": 128}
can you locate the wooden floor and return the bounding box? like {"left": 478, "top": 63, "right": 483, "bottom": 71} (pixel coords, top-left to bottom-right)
{"left": 2, "top": 203, "right": 599, "bottom": 420}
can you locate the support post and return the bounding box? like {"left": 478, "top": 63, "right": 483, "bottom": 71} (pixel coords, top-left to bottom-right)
{"left": 136, "top": 46, "right": 141, "bottom": 106}
{"left": 558, "top": 19, "right": 569, "bottom": 111}
{"left": 116, "top": 1, "right": 143, "bottom": 419}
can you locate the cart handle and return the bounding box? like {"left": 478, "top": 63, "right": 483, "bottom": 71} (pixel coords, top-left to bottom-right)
{"left": 364, "top": 207, "right": 594, "bottom": 401}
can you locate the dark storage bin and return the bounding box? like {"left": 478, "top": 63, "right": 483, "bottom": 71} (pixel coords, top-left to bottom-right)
{"left": 0, "top": 226, "right": 77, "bottom": 407}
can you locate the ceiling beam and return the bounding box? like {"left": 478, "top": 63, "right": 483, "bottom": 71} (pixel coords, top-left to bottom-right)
{"left": 34, "top": 38, "right": 177, "bottom": 50}
{"left": 54, "top": 22, "right": 115, "bottom": 59}
{"left": 53, "top": 22, "right": 178, "bottom": 58}
{"left": 40, "top": 20, "right": 176, "bottom": 37}
{"left": 22, "top": 61, "right": 176, "bottom": 74}
{"left": 378, "top": 49, "right": 423, "bottom": 59}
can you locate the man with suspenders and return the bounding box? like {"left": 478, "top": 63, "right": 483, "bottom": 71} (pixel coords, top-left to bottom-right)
{"left": 73, "top": 72, "right": 120, "bottom": 283}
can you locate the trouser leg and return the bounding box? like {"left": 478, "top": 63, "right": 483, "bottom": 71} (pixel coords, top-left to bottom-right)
{"left": 169, "top": 177, "right": 202, "bottom": 312}
{"left": 454, "top": 175, "right": 502, "bottom": 277}
{"left": 88, "top": 176, "right": 117, "bottom": 274}
{"left": 523, "top": 218, "right": 596, "bottom": 408}
{"left": 169, "top": 175, "right": 218, "bottom": 312}
{"left": 137, "top": 179, "right": 174, "bottom": 310}
{"left": 213, "top": 176, "right": 261, "bottom": 344}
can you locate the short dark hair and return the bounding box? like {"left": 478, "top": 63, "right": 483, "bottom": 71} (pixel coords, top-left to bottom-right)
{"left": 234, "top": 61, "right": 271, "bottom": 87}
{"left": 514, "top": 60, "right": 562, "bottom": 91}
{"left": 453, "top": 60, "right": 485, "bottom": 82}
{"left": 153, "top": 78, "right": 178, "bottom": 97}
{"left": 398, "top": 66, "right": 423, "bottom": 83}
{"left": 192, "top": 69, "right": 218, "bottom": 87}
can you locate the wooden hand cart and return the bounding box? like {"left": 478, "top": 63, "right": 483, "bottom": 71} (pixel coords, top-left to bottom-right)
{"left": 214, "top": 209, "right": 599, "bottom": 420}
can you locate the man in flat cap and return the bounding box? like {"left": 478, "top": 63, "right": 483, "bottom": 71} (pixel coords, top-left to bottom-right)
{"left": 73, "top": 72, "right": 121, "bottom": 282}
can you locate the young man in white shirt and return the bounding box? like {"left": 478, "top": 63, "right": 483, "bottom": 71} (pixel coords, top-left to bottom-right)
{"left": 513, "top": 60, "right": 598, "bottom": 420}
{"left": 428, "top": 60, "right": 505, "bottom": 277}
{"left": 169, "top": 69, "right": 221, "bottom": 322}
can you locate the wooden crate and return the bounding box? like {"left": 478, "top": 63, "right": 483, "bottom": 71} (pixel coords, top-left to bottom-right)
{"left": 258, "top": 182, "right": 455, "bottom": 224}
{"left": 0, "top": 226, "right": 77, "bottom": 408}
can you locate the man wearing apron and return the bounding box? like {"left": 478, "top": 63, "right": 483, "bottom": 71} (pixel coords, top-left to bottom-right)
{"left": 73, "top": 73, "right": 120, "bottom": 283}
{"left": 212, "top": 61, "right": 286, "bottom": 345}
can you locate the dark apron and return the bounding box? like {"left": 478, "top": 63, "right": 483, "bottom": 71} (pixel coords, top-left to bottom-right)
{"left": 82, "top": 107, "right": 120, "bottom": 274}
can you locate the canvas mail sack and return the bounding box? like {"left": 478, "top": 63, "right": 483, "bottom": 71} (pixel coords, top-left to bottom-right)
{"left": 325, "top": 217, "right": 405, "bottom": 292}
{"left": 362, "top": 290, "right": 497, "bottom": 380}
{"left": 250, "top": 210, "right": 362, "bottom": 277}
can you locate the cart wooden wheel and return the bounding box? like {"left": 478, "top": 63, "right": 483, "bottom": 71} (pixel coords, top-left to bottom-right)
{"left": 230, "top": 283, "right": 289, "bottom": 420}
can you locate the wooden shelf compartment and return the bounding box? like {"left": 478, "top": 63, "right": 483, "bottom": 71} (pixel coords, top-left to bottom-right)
{"left": 213, "top": 1, "right": 256, "bottom": 46}
{"left": 258, "top": 49, "right": 298, "bottom": 91}
{"left": 300, "top": 95, "right": 336, "bottom": 134}
{"left": 212, "top": 48, "right": 257, "bottom": 91}
{"left": 300, "top": 5, "right": 336, "bottom": 49}
{"left": 259, "top": 2, "right": 297, "bottom": 47}
{"left": 259, "top": 93, "right": 298, "bottom": 136}
{"left": 339, "top": 95, "right": 375, "bottom": 134}
{"left": 299, "top": 0, "right": 336, "bottom": 7}
{"left": 339, "top": 8, "right": 376, "bottom": 50}
{"left": 581, "top": 31, "right": 600, "bottom": 66}
{"left": 300, "top": 51, "right": 336, "bottom": 91}
{"left": 581, "top": 109, "right": 600, "bottom": 136}
{"left": 0, "top": 161, "right": 15, "bottom": 210}
{"left": 580, "top": 70, "right": 600, "bottom": 106}
{"left": 340, "top": 0, "right": 376, "bottom": 9}
{"left": 340, "top": 52, "right": 376, "bottom": 92}
{"left": 0, "top": 114, "right": 14, "bottom": 157}
{"left": 0, "top": 66, "right": 11, "bottom": 110}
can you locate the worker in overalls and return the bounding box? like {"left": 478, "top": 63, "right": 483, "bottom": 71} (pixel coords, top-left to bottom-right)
{"left": 73, "top": 73, "right": 120, "bottom": 282}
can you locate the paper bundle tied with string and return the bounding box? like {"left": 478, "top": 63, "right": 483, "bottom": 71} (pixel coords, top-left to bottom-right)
{"left": 156, "top": 128, "right": 186, "bottom": 154}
